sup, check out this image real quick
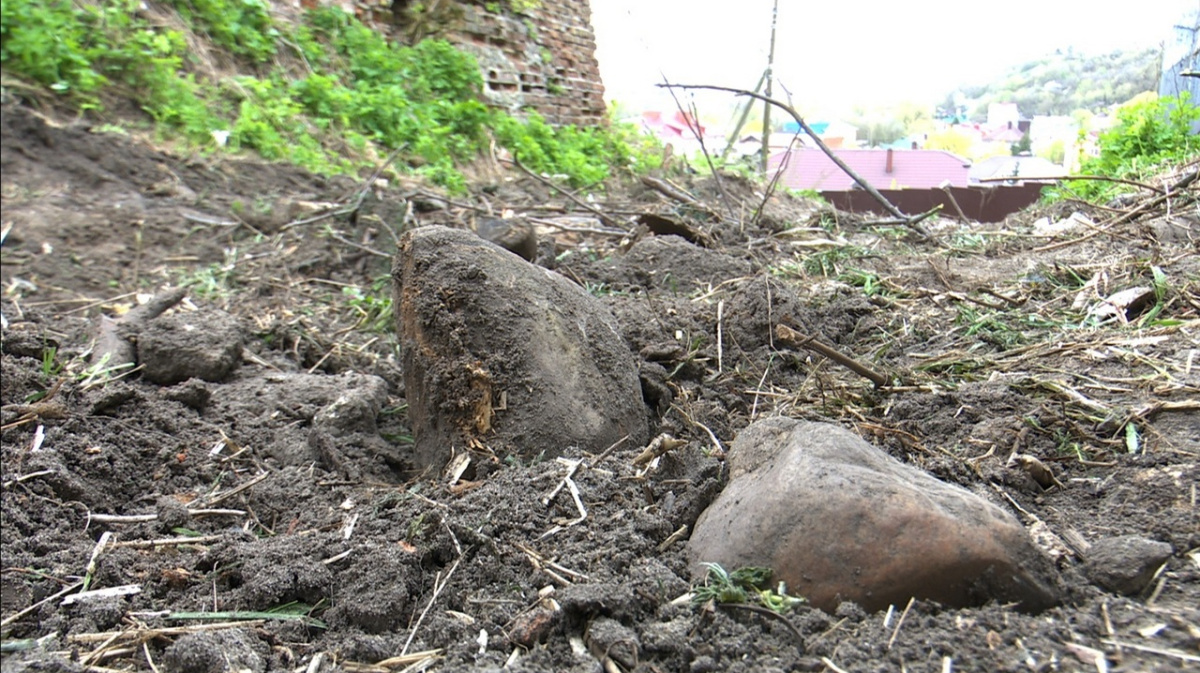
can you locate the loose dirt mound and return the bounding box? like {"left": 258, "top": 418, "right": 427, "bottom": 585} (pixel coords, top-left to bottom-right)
{"left": 2, "top": 103, "right": 1198, "bottom": 672}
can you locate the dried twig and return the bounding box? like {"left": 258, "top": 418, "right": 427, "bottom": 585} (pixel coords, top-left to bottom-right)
{"left": 716, "top": 602, "right": 804, "bottom": 647}
{"left": 282, "top": 144, "right": 408, "bottom": 231}
{"left": 775, "top": 324, "right": 890, "bottom": 388}
{"left": 504, "top": 155, "right": 626, "bottom": 230}
{"left": 1099, "top": 640, "right": 1200, "bottom": 664}
{"left": 401, "top": 557, "right": 462, "bottom": 656}
{"left": 69, "top": 620, "right": 268, "bottom": 644}
{"left": 886, "top": 597, "right": 915, "bottom": 650}
{"left": 659, "top": 83, "right": 734, "bottom": 219}
{"left": 1034, "top": 169, "right": 1198, "bottom": 252}
{"left": 632, "top": 434, "right": 688, "bottom": 466}
{"left": 89, "top": 509, "right": 245, "bottom": 524}
{"left": 108, "top": 534, "right": 225, "bottom": 549}
{"left": 659, "top": 83, "right": 932, "bottom": 240}
{"left": 0, "top": 581, "right": 84, "bottom": 627}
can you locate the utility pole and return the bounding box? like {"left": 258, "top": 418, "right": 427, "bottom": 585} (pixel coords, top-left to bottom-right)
{"left": 721, "top": 69, "right": 767, "bottom": 161}
{"left": 760, "top": 0, "right": 780, "bottom": 174}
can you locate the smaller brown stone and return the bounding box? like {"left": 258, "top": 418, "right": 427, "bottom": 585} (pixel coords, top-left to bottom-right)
{"left": 1083, "top": 536, "right": 1173, "bottom": 595}
{"left": 507, "top": 606, "right": 559, "bottom": 647}
{"left": 688, "top": 417, "right": 1063, "bottom": 613}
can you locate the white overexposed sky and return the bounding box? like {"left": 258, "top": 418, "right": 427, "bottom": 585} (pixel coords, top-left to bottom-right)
{"left": 590, "top": 0, "right": 1192, "bottom": 119}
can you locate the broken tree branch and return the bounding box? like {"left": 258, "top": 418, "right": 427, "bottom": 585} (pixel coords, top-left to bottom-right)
{"left": 658, "top": 83, "right": 934, "bottom": 240}
{"left": 503, "top": 154, "right": 628, "bottom": 231}
{"left": 775, "top": 324, "right": 890, "bottom": 388}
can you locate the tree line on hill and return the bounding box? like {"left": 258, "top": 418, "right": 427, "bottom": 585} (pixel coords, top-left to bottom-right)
{"left": 944, "top": 47, "right": 1161, "bottom": 121}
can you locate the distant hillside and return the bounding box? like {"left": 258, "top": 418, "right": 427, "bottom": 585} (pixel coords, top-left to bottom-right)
{"left": 945, "top": 47, "right": 1161, "bottom": 120}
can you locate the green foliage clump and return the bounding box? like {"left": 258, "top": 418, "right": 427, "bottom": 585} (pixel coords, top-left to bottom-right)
{"left": 692, "top": 563, "right": 804, "bottom": 614}
{"left": 0, "top": 0, "right": 658, "bottom": 191}
{"left": 1, "top": 0, "right": 105, "bottom": 94}
{"left": 1059, "top": 94, "right": 1199, "bottom": 202}
{"left": 168, "top": 0, "right": 278, "bottom": 62}
{"left": 492, "top": 112, "right": 659, "bottom": 185}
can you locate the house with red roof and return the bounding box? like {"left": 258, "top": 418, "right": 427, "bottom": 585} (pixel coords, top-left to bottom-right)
{"left": 767, "top": 148, "right": 971, "bottom": 191}
{"left": 641, "top": 110, "right": 705, "bottom": 141}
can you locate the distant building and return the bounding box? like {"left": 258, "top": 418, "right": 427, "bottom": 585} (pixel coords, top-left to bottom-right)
{"left": 767, "top": 148, "right": 971, "bottom": 191}
{"left": 981, "top": 122, "right": 1025, "bottom": 144}
{"left": 639, "top": 110, "right": 709, "bottom": 156}
{"left": 1029, "top": 115, "right": 1078, "bottom": 145}
{"left": 969, "top": 155, "right": 1063, "bottom": 184}
{"left": 641, "top": 110, "right": 705, "bottom": 142}
{"left": 781, "top": 120, "right": 859, "bottom": 148}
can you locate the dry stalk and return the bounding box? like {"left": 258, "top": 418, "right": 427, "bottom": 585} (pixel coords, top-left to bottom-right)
{"left": 400, "top": 557, "right": 462, "bottom": 657}
{"left": 886, "top": 597, "right": 915, "bottom": 650}
{"left": 504, "top": 155, "right": 626, "bottom": 230}
{"left": 658, "top": 83, "right": 933, "bottom": 240}
{"left": 775, "top": 324, "right": 889, "bottom": 388}
{"left": 632, "top": 433, "right": 688, "bottom": 466}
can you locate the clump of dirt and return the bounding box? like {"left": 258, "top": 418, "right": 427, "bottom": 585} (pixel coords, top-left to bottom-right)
{"left": 3, "top": 102, "right": 1198, "bottom": 673}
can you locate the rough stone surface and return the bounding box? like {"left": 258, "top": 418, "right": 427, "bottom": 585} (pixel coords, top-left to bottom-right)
{"left": 1083, "top": 535, "right": 1174, "bottom": 595}
{"left": 688, "top": 417, "right": 1063, "bottom": 613}
{"left": 137, "top": 309, "right": 242, "bottom": 384}
{"left": 392, "top": 225, "right": 648, "bottom": 470}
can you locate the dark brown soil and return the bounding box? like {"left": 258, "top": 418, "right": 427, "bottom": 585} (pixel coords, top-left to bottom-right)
{"left": 2, "top": 102, "right": 1198, "bottom": 673}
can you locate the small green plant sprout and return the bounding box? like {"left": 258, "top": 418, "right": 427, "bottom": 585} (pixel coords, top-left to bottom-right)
{"left": 692, "top": 563, "right": 804, "bottom": 614}
{"left": 342, "top": 284, "right": 393, "bottom": 333}
{"left": 40, "top": 346, "right": 62, "bottom": 379}
{"left": 76, "top": 353, "right": 136, "bottom": 391}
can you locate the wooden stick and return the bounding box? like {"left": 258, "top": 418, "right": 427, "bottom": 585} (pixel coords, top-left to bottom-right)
{"left": 775, "top": 324, "right": 889, "bottom": 388}
{"left": 659, "top": 83, "right": 932, "bottom": 240}
{"left": 504, "top": 155, "right": 627, "bottom": 230}
{"left": 886, "top": 597, "right": 915, "bottom": 650}
{"left": 0, "top": 581, "right": 84, "bottom": 627}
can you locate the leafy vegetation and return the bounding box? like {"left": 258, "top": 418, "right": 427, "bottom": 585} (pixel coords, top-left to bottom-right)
{"left": 947, "top": 47, "right": 1160, "bottom": 120}
{"left": 692, "top": 563, "right": 804, "bottom": 614}
{"left": 1051, "top": 93, "right": 1199, "bottom": 202}
{"left": 0, "top": 0, "right": 658, "bottom": 191}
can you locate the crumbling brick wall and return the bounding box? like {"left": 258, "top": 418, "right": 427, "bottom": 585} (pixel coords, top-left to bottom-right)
{"left": 330, "top": 1, "right": 607, "bottom": 128}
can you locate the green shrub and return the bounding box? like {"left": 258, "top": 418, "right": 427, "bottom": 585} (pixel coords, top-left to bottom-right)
{"left": 1, "top": 0, "right": 110, "bottom": 94}
{"left": 167, "top": 0, "right": 277, "bottom": 62}
{"left": 1, "top": 1, "right": 660, "bottom": 190}
{"left": 1058, "top": 93, "right": 1199, "bottom": 202}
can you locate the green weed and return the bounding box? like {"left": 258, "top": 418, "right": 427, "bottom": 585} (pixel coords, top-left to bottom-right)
{"left": 838, "top": 268, "right": 899, "bottom": 298}
{"left": 1, "top": 1, "right": 660, "bottom": 190}
{"left": 1046, "top": 93, "right": 1199, "bottom": 203}
{"left": 801, "top": 246, "right": 870, "bottom": 277}
{"left": 692, "top": 563, "right": 804, "bottom": 614}
{"left": 40, "top": 346, "right": 62, "bottom": 379}
{"left": 954, "top": 305, "right": 1026, "bottom": 349}
{"left": 177, "top": 249, "right": 242, "bottom": 299}
{"left": 342, "top": 281, "right": 393, "bottom": 333}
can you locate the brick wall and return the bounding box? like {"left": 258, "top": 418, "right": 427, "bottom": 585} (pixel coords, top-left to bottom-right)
{"left": 327, "top": 0, "right": 608, "bottom": 128}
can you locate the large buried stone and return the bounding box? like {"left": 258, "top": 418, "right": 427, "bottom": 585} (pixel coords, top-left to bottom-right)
{"left": 392, "top": 226, "right": 649, "bottom": 471}
{"left": 688, "top": 417, "right": 1062, "bottom": 613}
